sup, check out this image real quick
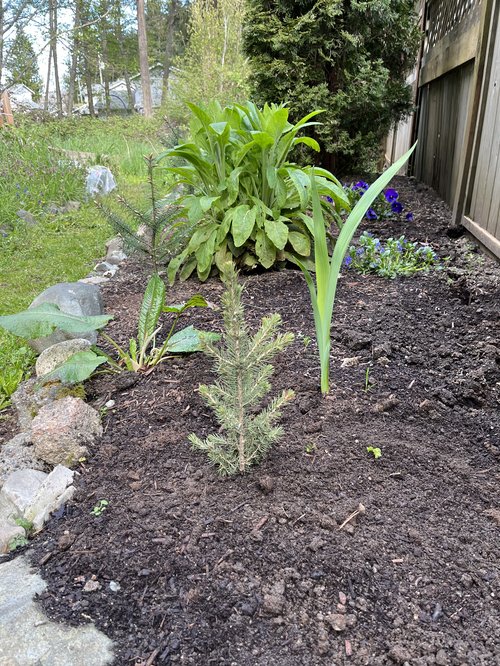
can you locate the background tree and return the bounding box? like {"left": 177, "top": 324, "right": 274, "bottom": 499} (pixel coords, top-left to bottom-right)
{"left": 170, "top": 0, "right": 249, "bottom": 118}
{"left": 244, "top": 0, "right": 420, "bottom": 173}
{"left": 5, "top": 28, "right": 42, "bottom": 97}
{"left": 137, "top": 0, "right": 152, "bottom": 117}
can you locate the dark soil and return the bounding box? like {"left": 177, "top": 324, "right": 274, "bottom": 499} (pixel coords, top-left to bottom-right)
{"left": 7, "top": 178, "right": 500, "bottom": 665}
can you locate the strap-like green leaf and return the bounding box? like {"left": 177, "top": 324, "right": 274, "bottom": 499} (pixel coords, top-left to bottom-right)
{"left": 138, "top": 275, "right": 166, "bottom": 347}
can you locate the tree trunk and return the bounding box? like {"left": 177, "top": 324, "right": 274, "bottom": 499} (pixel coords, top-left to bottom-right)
{"left": 0, "top": 0, "right": 4, "bottom": 87}
{"left": 67, "top": 0, "right": 82, "bottom": 115}
{"left": 161, "top": 0, "right": 178, "bottom": 104}
{"left": 48, "top": 0, "right": 63, "bottom": 117}
{"left": 44, "top": 45, "right": 52, "bottom": 111}
{"left": 137, "top": 0, "right": 152, "bottom": 117}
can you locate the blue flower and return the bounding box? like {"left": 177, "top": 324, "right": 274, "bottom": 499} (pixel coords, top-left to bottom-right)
{"left": 396, "top": 241, "right": 403, "bottom": 252}
{"left": 384, "top": 188, "right": 398, "bottom": 202}
{"left": 356, "top": 247, "right": 364, "bottom": 256}
{"left": 391, "top": 201, "right": 403, "bottom": 214}
{"left": 375, "top": 240, "right": 382, "bottom": 252}
{"left": 365, "top": 208, "right": 378, "bottom": 220}
{"left": 353, "top": 181, "right": 369, "bottom": 192}
{"left": 326, "top": 196, "right": 333, "bottom": 204}
{"left": 405, "top": 212, "right": 414, "bottom": 221}
{"left": 344, "top": 255, "right": 353, "bottom": 267}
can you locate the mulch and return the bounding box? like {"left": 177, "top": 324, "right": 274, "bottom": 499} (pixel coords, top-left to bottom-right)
{"left": 3, "top": 177, "right": 500, "bottom": 665}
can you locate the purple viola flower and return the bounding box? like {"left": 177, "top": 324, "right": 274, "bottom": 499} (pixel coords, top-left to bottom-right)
{"left": 326, "top": 196, "right": 333, "bottom": 204}
{"left": 353, "top": 180, "right": 369, "bottom": 192}
{"left": 405, "top": 212, "right": 414, "bottom": 222}
{"left": 384, "top": 188, "right": 399, "bottom": 202}
{"left": 396, "top": 241, "right": 403, "bottom": 252}
{"left": 344, "top": 255, "right": 353, "bottom": 267}
{"left": 365, "top": 208, "right": 378, "bottom": 220}
{"left": 391, "top": 201, "right": 403, "bottom": 214}
{"left": 356, "top": 247, "right": 364, "bottom": 256}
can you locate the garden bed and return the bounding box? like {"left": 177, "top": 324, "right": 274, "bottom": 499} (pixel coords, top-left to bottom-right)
{"left": 6, "top": 179, "right": 500, "bottom": 664}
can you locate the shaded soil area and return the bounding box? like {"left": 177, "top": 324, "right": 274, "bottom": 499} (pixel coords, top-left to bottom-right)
{"left": 7, "top": 179, "right": 500, "bottom": 664}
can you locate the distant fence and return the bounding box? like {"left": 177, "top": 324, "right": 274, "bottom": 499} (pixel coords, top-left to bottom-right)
{"left": 385, "top": 0, "right": 500, "bottom": 258}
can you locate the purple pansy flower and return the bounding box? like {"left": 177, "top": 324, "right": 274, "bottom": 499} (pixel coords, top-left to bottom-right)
{"left": 384, "top": 188, "right": 398, "bottom": 202}
{"left": 405, "top": 212, "right": 414, "bottom": 222}
{"left": 391, "top": 201, "right": 404, "bottom": 214}
{"left": 365, "top": 208, "right": 378, "bottom": 220}
{"left": 353, "top": 181, "right": 369, "bottom": 192}
{"left": 344, "top": 255, "right": 353, "bottom": 267}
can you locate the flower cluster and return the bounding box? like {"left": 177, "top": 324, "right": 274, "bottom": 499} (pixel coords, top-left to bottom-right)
{"left": 343, "top": 232, "right": 440, "bottom": 279}
{"left": 343, "top": 181, "right": 414, "bottom": 222}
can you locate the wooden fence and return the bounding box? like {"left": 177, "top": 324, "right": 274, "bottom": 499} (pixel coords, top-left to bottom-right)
{"left": 385, "top": 0, "right": 500, "bottom": 258}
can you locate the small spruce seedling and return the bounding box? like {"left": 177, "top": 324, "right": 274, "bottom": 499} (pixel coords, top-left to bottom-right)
{"left": 189, "top": 262, "right": 295, "bottom": 475}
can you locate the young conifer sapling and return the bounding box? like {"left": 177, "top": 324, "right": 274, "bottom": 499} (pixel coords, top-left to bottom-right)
{"left": 189, "top": 262, "right": 295, "bottom": 475}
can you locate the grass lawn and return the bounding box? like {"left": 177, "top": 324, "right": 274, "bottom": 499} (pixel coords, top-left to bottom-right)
{"left": 0, "top": 114, "right": 170, "bottom": 409}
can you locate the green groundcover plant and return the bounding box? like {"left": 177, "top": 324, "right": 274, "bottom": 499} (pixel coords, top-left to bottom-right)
{"left": 157, "top": 101, "right": 349, "bottom": 282}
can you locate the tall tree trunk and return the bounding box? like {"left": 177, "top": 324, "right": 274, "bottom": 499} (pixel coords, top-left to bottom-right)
{"left": 85, "top": 68, "right": 95, "bottom": 117}
{"left": 99, "top": 0, "right": 110, "bottom": 113}
{"left": 44, "top": 46, "right": 52, "bottom": 111}
{"left": 161, "top": 0, "right": 177, "bottom": 104}
{"left": 0, "top": 0, "right": 4, "bottom": 86}
{"left": 48, "top": 0, "right": 63, "bottom": 116}
{"left": 67, "top": 0, "right": 82, "bottom": 115}
{"left": 137, "top": 0, "right": 152, "bottom": 117}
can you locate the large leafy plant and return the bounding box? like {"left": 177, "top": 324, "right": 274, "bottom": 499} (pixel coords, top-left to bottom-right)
{"left": 297, "top": 145, "right": 416, "bottom": 395}
{"left": 157, "top": 101, "right": 349, "bottom": 282}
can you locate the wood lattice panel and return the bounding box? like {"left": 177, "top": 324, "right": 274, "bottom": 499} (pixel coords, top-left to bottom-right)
{"left": 424, "top": 0, "right": 480, "bottom": 52}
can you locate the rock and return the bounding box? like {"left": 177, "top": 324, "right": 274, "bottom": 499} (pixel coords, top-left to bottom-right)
{"left": 47, "top": 203, "right": 61, "bottom": 214}
{"left": 0, "top": 226, "right": 9, "bottom": 237}
{"left": 94, "top": 261, "right": 118, "bottom": 275}
{"left": 105, "top": 250, "right": 127, "bottom": 265}
{"left": 1, "top": 469, "right": 47, "bottom": 514}
{"left": 0, "top": 433, "right": 45, "bottom": 486}
{"left": 24, "top": 465, "right": 75, "bottom": 531}
{"left": 340, "top": 356, "right": 361, "bottom": 368}
{"left": 35, "top": 338, "right": 92, "bottom": 377}
{"left": 28, "top": 282, "right": 104, "bottom": 353}
{"left": 31, "top": 397, "right": 102, "bottom": 467}
{"left": 0, "top": 556, "right": 114, "bottom": 664}
{"left": 105, "top": 236, "right": 123, "bottom": 254}
{"left": 16, "top": 209, "right": 37, "bottom": 226}
{"left": 79, "top": 276, "right": 110, "bottom": 286}
{"left": 0, "top": 496, "right": 25, "bottom": 553}
{"left": 11, "top": 378, "right": 74, "bottom": 431}
{"left": 262, "top": 580, "right": 286, "bottom": 615}
{"left": 326, "top": 613, "right": 346, "bottom": 631}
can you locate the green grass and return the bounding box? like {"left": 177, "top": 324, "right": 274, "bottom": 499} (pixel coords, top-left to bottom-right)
{"left": 0, "top": 114, "right": 173, "bottom": 409}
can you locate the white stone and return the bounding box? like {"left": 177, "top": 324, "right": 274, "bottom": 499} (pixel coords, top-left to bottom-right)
{"left": 79, "top": 276, "right": 110, "bottom": 286}
{"left": 105, "top": 250, "right": 127, "bottom": 265}
{"left": 25, "top": 465, "right": 75, "bottom": 532}
{"left": 0, "top": 433, "right": 44, "bottom": 486}
{"left": 0, "top": 496, "right": 25, "bottom": 553}
{"left": 1, "top": 469, "right": 47, "bottom": 514}
{"left": 0, "top": 556, "right": 114, "bottom": 664}
{"left": 35, "top": 339, "right": 92, "bottom": 377}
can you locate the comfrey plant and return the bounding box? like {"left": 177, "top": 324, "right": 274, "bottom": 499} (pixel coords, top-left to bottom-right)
{"left": 297, "top": 146, "right": 415, "bottom": 395}
{"left": 344, "top": 232, "right": 440, "bottom": 278}
{"left": 339, "top": 181, "right": 414, "bottom": 223}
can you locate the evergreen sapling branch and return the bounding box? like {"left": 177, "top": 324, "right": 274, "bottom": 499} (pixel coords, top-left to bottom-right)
{"left": 189, "top": 262, "right": 295, "bottom": 475}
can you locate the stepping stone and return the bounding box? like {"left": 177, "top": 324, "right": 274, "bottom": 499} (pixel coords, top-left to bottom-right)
{"left": 0, "top": 556, "right": 114, "bottom": 665}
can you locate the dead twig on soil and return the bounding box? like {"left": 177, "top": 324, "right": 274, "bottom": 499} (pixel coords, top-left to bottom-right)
{"left": 338, "top": 503, "right": 366, "bottom": 531}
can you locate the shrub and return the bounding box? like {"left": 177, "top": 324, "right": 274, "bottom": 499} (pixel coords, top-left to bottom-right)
{"left": 158, "top": 101, "right": 349, "bottom": 282}
{"left": 244, "top": 0, "right": 421, "bottom": 172}
{"left": 189, "top": 262, "right": 294, "bottom": 475}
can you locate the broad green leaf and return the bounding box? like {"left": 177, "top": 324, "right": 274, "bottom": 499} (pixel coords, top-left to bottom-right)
{"left": 40, "top": 351, "right": 107, "bottom": 385}
{"left": 166, "top": 325, "right": 219, "bottom": 353}
{"left": 249, "top": 131, "right": 274, "bottom": 149}
{"left": 196, "top": 229, "right": 218, "bottom": 274}
{"left": 200, "top": 195, "right": 220, "bottom": 212}
{"left": 138, "top": 275, "right": 166, "bottom": 347}
{"left": 0, "top": 303, "right": 112, "bottom": 340}
{"left": 179, "top": 257, "right": 197, "bottom": 282}
{"left": 255, "top": 229, "right": 276, "bottom": 268}
{"left": 293, "top": 136, "right": 320, "bottom": 152}
{"left": 288, "top": 231, "right": 311, "bottom": 256}
{"left": 287, "top": 168, "right": 310, "bottom": 209}
{"left": 164, "top": 295, "right": 208, "bottom": 314}
{"left": 232, "top": 205, "right": 256, "bottom": 247}
{"left": 209, "top": 121, "right": 229, "bottom": 136}
{"left": 264, "top": 218, "right": 289, "bottom": 250}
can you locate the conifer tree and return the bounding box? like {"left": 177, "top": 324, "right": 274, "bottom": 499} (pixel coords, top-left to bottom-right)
{"left": 244, "top": 0, "right": 420, "bottom": 173}
{"left": 189, "top": 263, "right": 294, "bottom": 475}
{"left": 5, "top": 29, "right": 42, "bottom": 98}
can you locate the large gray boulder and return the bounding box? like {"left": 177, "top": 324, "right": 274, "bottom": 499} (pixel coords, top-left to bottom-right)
{"left": 28, "top": 282, "right": 104, "bottom": 353}
{"left": 35, "top": 338, "right": 92, "bottom": 377}
{"left": 11, "top": 378, "right": 73, "bottom": 432}
{"left": 31, "top": 397, "right": 102, "bottom": 467}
